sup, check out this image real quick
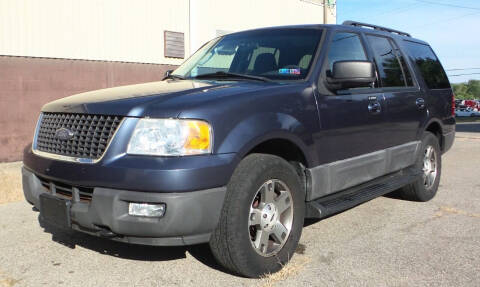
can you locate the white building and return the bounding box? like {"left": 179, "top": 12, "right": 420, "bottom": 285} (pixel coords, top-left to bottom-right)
{"left": 1, "top": 0, "right": 336, "bottom": 64}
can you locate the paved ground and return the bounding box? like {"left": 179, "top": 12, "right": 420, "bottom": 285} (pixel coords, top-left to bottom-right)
{"left": 0, "top": 123, "right": 479, "bottom": 287}
{"left": 0, "top": 161, "right": 23, "bottom": 205}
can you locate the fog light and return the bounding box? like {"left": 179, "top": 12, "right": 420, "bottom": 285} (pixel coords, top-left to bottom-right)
{"left": 128, "top": 203, "right": 166, "bottom": 217}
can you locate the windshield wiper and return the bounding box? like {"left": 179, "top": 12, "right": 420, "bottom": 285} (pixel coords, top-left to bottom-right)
{"left": 192, "top": 71, "right": 271, "bottom": 82}
{"left": 163, "top": 74, "right": 186, "bottom": 81}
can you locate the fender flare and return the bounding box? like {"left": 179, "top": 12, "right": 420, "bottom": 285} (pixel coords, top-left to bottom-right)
{"left": 215, "top": 112, "right": 314, "bottom": 167}
{"left": 419, "top": 117, "right": 443, "bottom": 137}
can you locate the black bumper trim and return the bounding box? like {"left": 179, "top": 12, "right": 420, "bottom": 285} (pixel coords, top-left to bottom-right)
{"left": 23, "top": 167, "right": 227, "bottom": 246}
{"left": 442, "top": 130, "right": 455, "bottom": 154}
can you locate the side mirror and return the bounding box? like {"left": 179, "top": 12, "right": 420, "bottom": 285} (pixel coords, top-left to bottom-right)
{"left": 164, "top": 69, "right": 174, "bottom": 78}
{"left": 326, "top": 61, "right": 375, "bottom": 91}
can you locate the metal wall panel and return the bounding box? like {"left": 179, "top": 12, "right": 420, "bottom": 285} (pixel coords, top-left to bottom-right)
{"left": 0, "top": 0, "right": 190, "bottom": 65}
{"left": 0, "top": 0, "right": 336, "bottom": 63}
{"left": 164, "top": 31, "right": 185, "bottom": 58}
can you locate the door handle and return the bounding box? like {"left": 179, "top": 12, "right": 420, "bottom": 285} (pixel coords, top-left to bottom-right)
{"left": 416, "top": 98, "right": 426, "bottom": 110}
{"left": 368, "top": 102, "right": 381, "bottom": 114}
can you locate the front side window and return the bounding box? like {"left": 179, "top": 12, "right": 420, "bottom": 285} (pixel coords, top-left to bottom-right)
{"left": 367, "top": 35, "right": 410, "bottom": 87}
{"left": 172, "top": 29, "right": 323, "bottom": 81}
{"left": 327, "top": 32, "right": 367, "bottom": 71}
{"left": 403, "top": 41, "right": 450, "bottom": 89}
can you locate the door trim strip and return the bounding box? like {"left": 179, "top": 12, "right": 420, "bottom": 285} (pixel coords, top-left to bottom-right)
{"left": 306, "top": 141, "right": 420, "bottom": 201}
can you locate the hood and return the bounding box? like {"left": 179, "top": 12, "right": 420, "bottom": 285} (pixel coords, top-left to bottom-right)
{"left": 42, "top": 79, "right": 279, "bottom": 118}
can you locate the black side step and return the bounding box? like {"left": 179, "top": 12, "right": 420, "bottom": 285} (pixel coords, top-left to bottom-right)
{"left": 305, "top": 170, "right": 421, "bottom": 219}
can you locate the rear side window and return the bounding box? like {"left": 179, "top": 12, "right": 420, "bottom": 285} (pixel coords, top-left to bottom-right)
{"left": 327, "top": 32, "right": 367, "bottom": 71}
{"left": 403, "top": 41, "right": 450, "bottom": 89}
{"left": 367, "top": 35, "right": 412, "bottom": 87}
{"left": 393, "top": 44, "right": 413, "bottom": 86}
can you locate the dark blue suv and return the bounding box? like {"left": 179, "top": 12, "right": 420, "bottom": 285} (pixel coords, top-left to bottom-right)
{"left": 23, "top": 21, "right": 455, "bottom": 277}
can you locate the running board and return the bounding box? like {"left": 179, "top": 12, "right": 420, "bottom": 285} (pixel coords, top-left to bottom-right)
{"left": 305, "top": 170, "right": 421, "bottom": 219}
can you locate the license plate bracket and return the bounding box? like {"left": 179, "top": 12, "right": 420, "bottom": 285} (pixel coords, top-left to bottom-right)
{"left": 39, "top": 193, "right": 72, "bottom": 229}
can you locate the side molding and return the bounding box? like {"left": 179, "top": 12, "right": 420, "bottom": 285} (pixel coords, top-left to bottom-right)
{"left": 306, "top": 141, "right": 420, "bottom": 201}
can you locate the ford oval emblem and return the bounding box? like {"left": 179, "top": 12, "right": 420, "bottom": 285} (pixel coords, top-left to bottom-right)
{"left": 55, "top": 127, "right": 74, "bottom": 141}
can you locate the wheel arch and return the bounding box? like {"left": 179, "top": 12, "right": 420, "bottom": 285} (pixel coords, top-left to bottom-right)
{"left": 423, "top": 119, "right": 444, "bottom": 151}
{"left": 240, "top": 136, "right": 311, "bottom": 201}
{"left": 216, "top": 112, "right": 316, "bottom": 168}
{"left": 244, "top": 137, "right": 308, "bottom": 166}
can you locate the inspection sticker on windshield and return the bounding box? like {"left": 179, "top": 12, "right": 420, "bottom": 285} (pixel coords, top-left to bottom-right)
{"left": 279, "top": 68, "right": 300, "bottom": 75}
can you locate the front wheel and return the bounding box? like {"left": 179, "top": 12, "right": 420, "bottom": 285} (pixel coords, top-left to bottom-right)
{"left": 209, "top": 154, "right": 305, "bottom": 278}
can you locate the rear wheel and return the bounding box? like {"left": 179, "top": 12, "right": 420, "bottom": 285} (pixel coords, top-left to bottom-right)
{"left": 209, "top": 153, "right": 305, "bottom": 278}
{"left": 398, "top": 131, "right": 442, "bottom": 202}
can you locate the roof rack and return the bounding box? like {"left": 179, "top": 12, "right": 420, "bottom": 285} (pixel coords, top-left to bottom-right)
{"left": 342, "top": 20, "right": 411, "bottom": 37}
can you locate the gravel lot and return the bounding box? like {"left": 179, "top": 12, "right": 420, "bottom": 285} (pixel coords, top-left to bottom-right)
{"left": 0, "top": 162, "right": 23, "bottom": 205}
{"left": 0, "top": 123, "right": 479, "bottom": 287}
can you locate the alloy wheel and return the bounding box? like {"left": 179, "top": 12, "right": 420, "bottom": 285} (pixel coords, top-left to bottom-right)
{"left": 423, "top": 145, "right": 437, "bottom": 189}
{"left": 248, "top": 179, "right": 294, "bottom": 257}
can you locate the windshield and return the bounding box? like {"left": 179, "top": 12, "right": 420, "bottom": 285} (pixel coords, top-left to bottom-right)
{"left": 172, "top": 28, "right": 323, "bottom": 81}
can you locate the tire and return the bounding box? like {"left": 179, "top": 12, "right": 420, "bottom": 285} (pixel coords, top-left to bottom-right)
{"left": 398, "top": 131, "right": 442, "bottom": 202}
{"left": 209, "top": 153, "right": 305, "bottom": 278}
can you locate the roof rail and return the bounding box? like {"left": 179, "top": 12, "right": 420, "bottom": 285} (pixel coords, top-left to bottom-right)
{"left": 342, "top": 20, "right": 411, "bottom": 37}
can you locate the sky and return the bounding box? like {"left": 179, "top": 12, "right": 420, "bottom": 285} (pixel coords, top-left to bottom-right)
{"left": 337, "top": 0, "right": 480, "bottom": 83}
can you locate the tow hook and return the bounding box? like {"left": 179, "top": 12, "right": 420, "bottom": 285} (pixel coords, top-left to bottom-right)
{"left": 96, "top": 226, "right": 118, "bottom": 238}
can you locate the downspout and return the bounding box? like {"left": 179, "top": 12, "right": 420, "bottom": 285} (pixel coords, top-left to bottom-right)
{"left": 323, "top": 0, "right": 327, "bottom": 24}
{"left": 189, "top": 0, "right": 191, "bottom": 56}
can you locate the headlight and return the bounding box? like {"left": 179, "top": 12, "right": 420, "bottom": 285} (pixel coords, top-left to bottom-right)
{"left": 127, "top": 119, "right": 212, "bottom": 156}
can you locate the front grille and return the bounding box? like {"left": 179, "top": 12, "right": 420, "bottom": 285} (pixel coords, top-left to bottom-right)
{"left": 38, "top": 175, "right": 94, "bottom": 202}
{"left": 35, "top": 113, "right": 123, "bottom": 160}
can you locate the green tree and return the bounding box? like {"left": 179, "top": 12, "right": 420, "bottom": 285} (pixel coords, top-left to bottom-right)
{"left": 452, "top": 80, "right": 480, "bottom": 100}
{"left": 466, "top": 80, "right": 480, "bottom": 97}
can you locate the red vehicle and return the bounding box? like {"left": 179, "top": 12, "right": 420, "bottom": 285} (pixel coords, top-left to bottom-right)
{"left": 463, "top": 100, "right": 480, "bottom": 110}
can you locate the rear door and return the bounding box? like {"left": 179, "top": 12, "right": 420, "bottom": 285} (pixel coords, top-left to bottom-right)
{"left": 400, "top": 40, "right": 453, "bottom": 135}
{"left": 365, "top": 34, "right": 425, "bottom": 147}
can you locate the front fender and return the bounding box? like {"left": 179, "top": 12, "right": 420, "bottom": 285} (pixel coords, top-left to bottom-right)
{"left": 216, "top": 112, "right": 315, "bottom": 167}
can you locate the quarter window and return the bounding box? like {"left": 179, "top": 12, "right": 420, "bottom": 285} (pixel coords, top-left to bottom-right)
{"left": 403, "top": 41, "right": 450, "bottom": 89}
{"left": 367, "top": 35, "right": 411, "bottom": 87}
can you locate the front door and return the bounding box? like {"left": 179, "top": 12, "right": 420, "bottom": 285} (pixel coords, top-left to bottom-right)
{"left": 311, "top": 31, "right": 391, "bottom": 199}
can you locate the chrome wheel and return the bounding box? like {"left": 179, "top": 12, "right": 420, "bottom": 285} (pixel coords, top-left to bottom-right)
{"left": 248, "top": 179, "right": 293, "bottom": 257}
{"left": 423, "top": 145, "right": 437, "bottom": 189}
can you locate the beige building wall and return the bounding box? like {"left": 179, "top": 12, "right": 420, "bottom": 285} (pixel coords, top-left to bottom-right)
{"left": 189, "top": 0, "right": 335, "bottom": 53}
{"left": 0, "top": 0, "right": 190, "bottom": 65}
{"left": 0, "top": 0, "right": 336, "bottom": 63}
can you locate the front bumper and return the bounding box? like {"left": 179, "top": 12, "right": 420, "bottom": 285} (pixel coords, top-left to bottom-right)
{"left": 24, "top": 146, "right": 236, "bottom": 193}
{"left": 23, "top": 167, "right": 226, "bottom": 246}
